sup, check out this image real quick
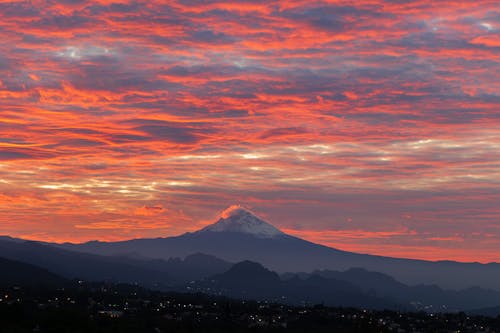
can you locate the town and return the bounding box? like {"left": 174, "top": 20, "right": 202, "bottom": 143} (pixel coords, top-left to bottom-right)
{"left": 1, "top": 282, "right": 499, "bottom": 332}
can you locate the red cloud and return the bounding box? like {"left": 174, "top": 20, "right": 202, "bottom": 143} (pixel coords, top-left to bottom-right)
{"left": 0, "top": 0, "right": 497, "bottom": 262}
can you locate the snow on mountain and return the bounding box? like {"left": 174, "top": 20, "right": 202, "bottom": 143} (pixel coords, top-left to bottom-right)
{"left": 198, "top": 205, "right": 284, "bottom": 238}
{"left": 50, "top": 204, "right": 500, "bottom": 291}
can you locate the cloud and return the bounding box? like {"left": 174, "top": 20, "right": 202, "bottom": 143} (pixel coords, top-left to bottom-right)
{"left": 258, "top": 127, "right": 309, "bottom": 140}
{"left": 134, "top": 205, "right": 166, "bottom": 216}
{"left": 0, "top": 0, "right": 497, "bottom": 262}
{"left": 0, "top": 151, "right": 34, "bottom": 160}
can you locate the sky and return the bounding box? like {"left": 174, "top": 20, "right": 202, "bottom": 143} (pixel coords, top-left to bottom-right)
{"left": 0, "top": 0, "right": 498, "bottom": 263}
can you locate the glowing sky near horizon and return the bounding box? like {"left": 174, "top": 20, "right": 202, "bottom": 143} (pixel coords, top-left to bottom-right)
{"left": 0, "top": 0, "right": 499, "bottom": 262}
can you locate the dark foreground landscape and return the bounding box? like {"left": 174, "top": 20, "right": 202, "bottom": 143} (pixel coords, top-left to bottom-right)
{"left": 2, "top": 208, "right": 500, "bottom": 332}
{"left": 1, "top": 282, "right": 499, "bottom": 333}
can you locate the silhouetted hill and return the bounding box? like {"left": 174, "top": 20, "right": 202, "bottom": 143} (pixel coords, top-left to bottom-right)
{"left": 55, "top": 207, "right": 500, "bottom": 291}
{"left": 0, "top": 236, "right": 22, "bottom": 243}
{"left": 289, "top": 268, "right": 500, "bottom": 311}
{"left": 190, "top": 261, "right": 398, "bottom": 309}
{"left": 3, "top": 206, "right": 500, "bottom": 312}
{"left": 0, "top": 238, "right": 235, "bottom": 289}
{"left": 197, "top": 261, "right": 282, "bottom": 299}
{"left": 218, "top": 260, "right": 281, "bottom": 285}
{"left": 313, "top": 268, "right": 408, "bottom": 297}
{"left": 126, "top": 253, "right": 232, "bottom": 282}
{"left": 3, "top": 235, "right": 500, "bottom": 312}
{"left": 163, "top": 253, "right": 232, "bottom": 281}
{"left": 0, "top": 257, "right": 66, "bottom": 287}
{"left": 0, "top": 239, "right": 175, "bottom": 288}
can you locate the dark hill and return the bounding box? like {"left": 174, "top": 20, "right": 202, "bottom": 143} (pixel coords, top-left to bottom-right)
{"left": 0, "top": 239, "right": 174, "bottom": 288}
{"left": 190, "top": 261, "right": 397, "bottom": 309}
{"left": 0, "top": 257, "right": 66, "bottom": 287}
{"left": 55, "top": 207, "right": 500, "bottom": 291}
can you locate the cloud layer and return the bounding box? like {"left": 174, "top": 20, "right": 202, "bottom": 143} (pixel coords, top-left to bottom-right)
{"left": 0, "top": 0, "right": 498, "bottom": 262}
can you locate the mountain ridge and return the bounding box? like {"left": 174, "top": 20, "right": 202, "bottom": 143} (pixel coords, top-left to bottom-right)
{"left": 189, "top": 260, "right": 500, "bottom": 312}
{"left": 4, "top": 206, "right": 500, "bottom": 291}
{"left": 0, "top": 257, "right": 68, "bottom": 288}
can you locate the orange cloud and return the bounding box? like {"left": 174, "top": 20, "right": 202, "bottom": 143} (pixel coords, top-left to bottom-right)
{"left": 0, "top": 0, "right": 497, "bottom": 262}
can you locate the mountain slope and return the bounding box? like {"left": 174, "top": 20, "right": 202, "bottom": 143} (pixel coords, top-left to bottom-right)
{"left": 0, "top": 257, "right": 67, "bottom": 288}
{"left": 199, "top": 205, "right": 284, "bottom": 238}
{"left": 213, "top": 260, "right": 281, "bottom": 289}
{"left": 193, "top": 262, "right": 500, "bottom": 312}
{"left": 137, "top": 253, "right": 232, "bottom": 282}
{"left": 0, "top": 238, "right": 236, "bottom": 288}
{"left": 293, "top": 268, "right": 500, "bottom": 311}
{"left": 0, "top": 239, "right": 177, "bottom": 288}
{"left": 46, "top": 206, "right": 500, "bottom": 290}
{"left": 190, "top": 261, "right": 398, "bottom": 309}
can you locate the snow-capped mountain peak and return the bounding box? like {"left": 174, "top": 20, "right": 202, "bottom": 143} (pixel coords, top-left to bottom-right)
{"left": 198, "top": 205, "right": 284, "bottom": 238}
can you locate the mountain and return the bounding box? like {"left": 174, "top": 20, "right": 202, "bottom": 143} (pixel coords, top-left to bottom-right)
{"left": 0, "top": 238, "right": 176, "bottom": 288}
{"left": 55, "top": 205, "right": 500, "bottom": 291}
{"left": 288, "top": 268, "right": 500, "bottom": 312}
{"left": 0, "top": 236, "right": 23, "bottom": 243}
{"left": 190, "top": 261, "right": 398, "bottom": 309}
{"left": 310, "top": 268, "right": 409, "bottom": 297}
{"left": 192, "top": 262, "right": 500, "bottom": 312}
{"left": 200, "top": 261, "right": 282, "bottom": 299}
{"left": 0, "top": 257, "right": 67, "bottom": 288}
{"left": 212, "top": 260, "right": 281, "bottom": 289}
{"left": 138, "top": 253, "right": 232, "bottom": 282}
{"left": 198, "top": 205, "right": 284, "bottom": 238}
{"left": 0, "top": 237, "right": 235, "bottom": 289}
